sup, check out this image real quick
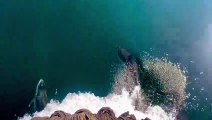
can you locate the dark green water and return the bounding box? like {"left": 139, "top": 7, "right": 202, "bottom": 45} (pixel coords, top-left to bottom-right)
{"left": 0, "top": 0, "right": 212, "bottom": 119}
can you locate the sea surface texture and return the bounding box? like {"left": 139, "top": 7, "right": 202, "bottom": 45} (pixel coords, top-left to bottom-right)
{"left": 0, "top": 0, "right": 212, "bottom": 120}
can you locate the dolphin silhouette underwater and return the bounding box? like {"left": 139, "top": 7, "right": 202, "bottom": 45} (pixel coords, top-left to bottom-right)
{"left": 117, "top": 48, "right": 185, "bottom": 112}
{"left": 29, "top": 79, "right": 49, "bottom": 112}
{"left": 117, "top": 48, "right": 172, "bottom": 110}
{"left": 117, "top": 48, "right": 149, "bottom": 87}
{"left": 118, "top": 48, "right": 141, "bottom": 86}
{"left": 117, "top": 48, "right": 148, "bottom": 111}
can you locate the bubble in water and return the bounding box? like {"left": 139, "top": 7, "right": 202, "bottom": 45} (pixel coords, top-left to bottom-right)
{"left": 186, "top": 93, "right": 191, "bottom": 99}
{"left": 200, "top": 87, "right": 204, "bottom": 91}
{"left": 190, "top": 61, "right": 195, "bottom": 63}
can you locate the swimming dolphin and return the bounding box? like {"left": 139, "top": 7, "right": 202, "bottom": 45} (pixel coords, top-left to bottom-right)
{"left": 117, "top": 48, "right": 148, "bottom": 111}
{"left": 117, "top": 48, "right": 167, "bottom": 111}
{"left": 29, "top": 79, "right": 49, "bottom": 112}
{"left": 118, "top": 48, "right": 140, "bottom": 86}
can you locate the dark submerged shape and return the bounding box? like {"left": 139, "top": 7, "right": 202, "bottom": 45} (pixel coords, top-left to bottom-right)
{"left": 118, "top": 48, "right": 144, "bottom": 71}
{"left": 117, "top": 48, "right": 171, "bottom": 108}
{"left": 118, "top": 48, "right": 135, "bottom": 65}
{"left": 29, "top": 79, "right": 49, "bottom": 112}
{"left": 118, "top": 48, "right": 140, "bottom": 86}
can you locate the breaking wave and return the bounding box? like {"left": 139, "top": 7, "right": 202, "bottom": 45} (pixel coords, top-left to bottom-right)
{"left": 20, "top": 56, "right": 187, "bottom": 120}
{"left": 20, "top": 88, "right": 172, "bottom": 120}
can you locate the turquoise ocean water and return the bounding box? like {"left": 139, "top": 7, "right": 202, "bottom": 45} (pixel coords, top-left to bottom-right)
{"left": 0, "top": 0, "right": 212, "bottom": 119}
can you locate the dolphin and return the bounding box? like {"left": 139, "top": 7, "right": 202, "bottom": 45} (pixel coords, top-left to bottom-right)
{"left": 118, "top": 48, "right": 141, "bottom": 86}
{"left": 29, "top": 79, "right": 49, "bottom": 112}
{"left": 118, "top": 48, "right": 179, "bottom": 111}
{"left": 117, "top": 48, "right": 148, "bottom": 111}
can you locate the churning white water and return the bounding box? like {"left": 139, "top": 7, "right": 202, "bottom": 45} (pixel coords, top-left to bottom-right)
{"left": 20, "top": 87, "right": 173, "bottom": 120}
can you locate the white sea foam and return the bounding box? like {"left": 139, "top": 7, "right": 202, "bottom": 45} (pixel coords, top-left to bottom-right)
{"left": 20, "top": 88, "right": 173, "bottom": 120}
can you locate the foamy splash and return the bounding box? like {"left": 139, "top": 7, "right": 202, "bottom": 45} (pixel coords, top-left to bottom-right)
{"left": 20, "top": 88, "right": 173, "bottom": 120}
